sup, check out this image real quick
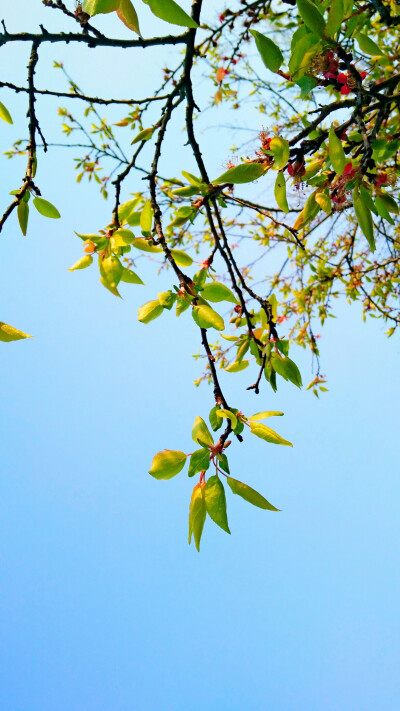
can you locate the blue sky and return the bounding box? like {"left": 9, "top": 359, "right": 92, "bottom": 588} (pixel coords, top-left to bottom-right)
{"left": 0, "top": 2, "right": 399, "bottom": 710}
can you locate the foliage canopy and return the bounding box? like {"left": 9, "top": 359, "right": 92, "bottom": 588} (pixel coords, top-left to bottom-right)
{"left": 1, "top": 0, "right": 399, "bottom": 549}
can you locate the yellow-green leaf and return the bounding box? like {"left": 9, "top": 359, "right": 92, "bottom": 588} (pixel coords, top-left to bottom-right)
{"left": 249, "top": 421, "right": 293, "bottom": 447}
{"left": 270, "top": 137, "right": 290, "bottom": 171}
{"left": 353, "top": 188, "right": 375, "bottom": 252}
{"left": 138, "top": 299, "right": 164, "bottom": 323}
{"left": 356, "top": 33, "right": 385, "bottom": 57}
{"left": 200, "top": 281, "right": 237, "bottom": 304}
{"left": 328, "top": 127, "right": 346, "bottom": 176}
{"left": 0, "top": 322, "right": 33, "bottom": 342}
{"left": 213, "top": 163, "right": 267, "bottom": 185}
{"left": 192, "top": 304, "right": 225, "bottom": 331}
{"left": 170, "top": 248, "right": 193, "bottom": 266}
{"left": 120, "top": 268, "right": 144, "bottom": 285}
{"left": 192, "top": 416, "right": 214, "bottom": 447}
{"left": 274, "top": 171, "right": 289, "bottom": 212}
{"left": 0, "top": 101, "right": 13, "bottom": 124}
{"left": 188, "top": 483, "right": 206, "bottom": 551}
{"left": 248, "top": 411, "right": 284, "bottom": 421}
{"left": 131, "top": 127, "right": 154, "bottom": 145}
{"left": 140, "top": 200, "right": 153, "bottom": 233}
{"left": 149, "top": 449, "right": 187, "bottom": 480}
{"left": 215, "top": 409, "right": 238, "bottom": 430}
{"left": 82, "top": 0, "right": 119, "bottom": 15}
{"left": 227, "top": 477, "right": 280, "bottom": 511}
{"left": 143, "top": 0, "right": 198, "bottom": 28}
{"left": 205, "top": 475, "right": 230, "bottom": 533}
{"left": 116, "top": 0, "right": 141, "bottom": 33}
{"left": 33, "top": 197, "right": 61, "bottom": 219}
{"left": 17, "top": 200, "right": 29, "bottom": 235}
{"left": 68, "top": 254, "right": 93, "bottom": 271}
{"left": 224, "top": 360, "right": 249, "bottom": 373}
{"left": 132, "top": 238, "right": 162, "bottom": 253}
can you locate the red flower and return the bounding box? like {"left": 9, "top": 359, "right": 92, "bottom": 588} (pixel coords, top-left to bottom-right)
{"left": 341, "top": 85, "right": 352, "bottom": 95}
{"left": 375, "top": 172, "right": 387, "bottom": 187}
{"left": 343, "top": 163, "right": 356, "bottom": 179}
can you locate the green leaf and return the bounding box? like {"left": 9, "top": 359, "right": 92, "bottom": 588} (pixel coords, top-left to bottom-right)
{"left": 250, "top": 29, "right": 284, "bottom": 73}
{"left": 276, "top": 339, "right": 289, "bottom": 356}
{"left": 217, "top": 452, "right": 230, "bottom": 474}
{"left": 120, "top": 268, "right": 144, "bottom": 285}
{"left": 213, "top": 163, "right": 267, "bottom": 185}
{"left": 0, "top": 322, "right": 33, "bottom": 342}
{"left": 170, "top": 248, "right": 193, "bottom": 266}
{"left": 224, "top": 360, "right": 249, "bottom": 373}
{"left": 353, "top": 188, "right": 375, "bottom": 252}
{"left": 296, "top": 76, "right": 317, "bottom": 99}
{"left": 192, "top": 304, "right": 225, "bottom": 331}
{"left": 142, "top": 0, "right": 198, "bottom": 28}
{"left": 248, "top": 411, "right": 284, "bottom": 421}
{"left": 328, "top": 127, "right": 346, "bottom": 176}
{"left": 32, "top": 197, "right": 61, "bottom": 219}
{"left": 149, "top": 449, "right": 187, "bottom": 480}
{"left": 356, "top": 33, "right": 385, "bottom": 57}
{"left": 140, "top": 200, "right": 153, "bottom": 232}
{"left": 181, "top": 170, "right": 204, "bottom": 186}
{"left": 274, "top": 171, "right": 289, "bottom": 212}
{"left": 271, "top": 353, "right": 302, "bottom": 387}
{"left": 377, "top": 193, "right": 399, "bottom": 215}
{"left": 131, "top": 127, "right": 154, "bottom": 145}
{"left": 68, "top": 254, "right": 93, "bottom": 271}
{"left": 82, "top": 0, "right": 120, "bottom": 15}
{"left": 0, "top": 101, "right": 13, "bottom": 124}
{"left": 200, "top": 281, "right": 237, "bottom": 303}
{"left": 227, "top": 477, "right": 280, "bottom": 511}
{"left": 249, "top": 421, "right": 293, "bottom": 447}
{"left": 325, "top": 0, "right": 344, "bottom": 36}
{"left": 296, "top": 0, "right": 326, "bottom": 36}
{"left": 192, "top": 416, "right": 214, "bottom": 447}
{"left": 157, "top": 290, "right": 176, "bottom": 309}
{"left": 117, "top": 0, "right": 141, "bottom": 32}
{"left": 289, "top": 32, "right": 320, "bottom": 77}
{"left": 100, "top": 255, "right": 124, "bottom": 287}
{"left": 205, "top": 475, "right": 230, "bottom": 533}
{"left": 375, "top": 196, "right": 395, "bottom": 224}
{"left": 138, "top": 299, "right": 164, "bottom": 323}
{"left": 188, "top": 484, "right": 206, "bottom": 551}
{"left": 17, "top": 200, "right": 29, "bottom": 235}
{"left": 171, "top": 185, "right": 199, "bottom": 197}
{"left": 132, "top": 238, "right": 162, "bottom": 253}
{"left": 270, "top": 137, "right": 290, "bottom": 171}
{"left": 209, "top": 405, "right": 223, "bottom": 432}
{"left": 215, "top": 408, "right": 238, "bottom": 430}
{"left": 188, "top": 448, "right": 210, "bottom": 477}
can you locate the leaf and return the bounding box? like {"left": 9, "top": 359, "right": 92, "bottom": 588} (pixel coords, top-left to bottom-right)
{"left": 142, "top": 0, "right": 198, "bottom": 28}
{"left": 249, "top": 421, "right": 293, "bottom": 447}
{"left": 353, "top": 188, "right": 375, "bottom": 252}
{"left": 356, "top": 33, "right": 385, "bottom": 57}
{"left": 181, "top": 170, "right": 204, "bottom": 186}
{"left": 215, "top": 408, "right": 238, "bottom": 430}
{"left": 209, "top": 405, "right": 223, "bottom": 432}
{"left": 0, "top": 101, "right": 13, "bottom": 124}
{"left": 140, "top": 200, "right": 153, "bottom": 232}
{"left": 0, "top": 322, "right": 33, "bottom": 342}
{"left": 132, "top": 238, "right": 162, "bottom": 253}
{"left": 120, "top": 268, "right": 144, "bottom": 284}
{"left": 111, "top": 228, "right": 135, "bottom": 248}
{"left": 100, "top": 255, "right": 124, "bottom": 287}
{"left": 188, "top": 448, "right": 210, "bottom": 477}
{"left": 171, "top": 185, "right": 199, "bottom": 197}
{"left": 325, "top": 0, "right": 344, "bottom": 36}
{"left": 315, "top": 190, "right": 332, "bottom": 214}
{"left": 217, "top": 452, "right": 230, "bottom": 474}
{"left": 82, "top": 0, "right": 120, "bottom": 15}
{"left": 328, "top": 127, "right": 346, "bottom": 176}
{"left": 248, "top": 411, "right": 284, "bottom": 421}
{"left": 296, "top": 0, "right": 326, "bottom": 36}
{"left": 149, "top": 449, "right": 187, "bottom": 480}
{"left": 375, "top": 196, "right": 395, "bottom": 224}
{"left": 170, "top": 248, "right": 193, "bottom": 266}
{"left": 17, "top": 200, "right": 29, "bottom": 235}
{"left": 157, "top": 290, "right": 176, "bottom": 309}
{"left": 224, "top": 360, "right": 249, "bottom": 373}
{"left": 200, "top": 281, "right": 237, "bottom": 303}
{"left": 271, "top": 353, "right": 302, "bottom": 387}
{"left": 213, "top": 163, "right": 267, "bottom": 185}
{"left": 274, "top": 171, "right": 289, "bottom": 212}
{"left": 192, "top": 304, "right": 225, "bottom": 331}
{"left": 192, "top": 416, "right": 214, "bottom": 447}
{"left": 205, "top": 476, "right": 230, "bottom": 533}
{"left": 131, "top": 127, "right": 154, "bottom": 145}
{"left": 270, "top": 137, "right": 290, "bottom": 171}
{"left": 227, "top": 477, "right": 280, "bottom": 511}
{"left": 116, "top": 0, "right": 141, "bottom": 33}
{"left": 377, "top": 193, "right": 399, "bottom": 215}
{"left": 68, "top": 254, "right": 93, "bottom": 271}
{"left": 289, "top": 32, "right": 320, "bottom": 77}
{"left": 138, "top": 299, "right": 164, "bottom": 323}
{"left": 100, "top": 276, "right": 122, "bottom": 298}
{"left": 32, "top": 197, "right": 61, "bottom": 219}
{"left": 296, "top": 76, "right": 317, "bottom": 99}
{"left": 188, "top": 483, "right": 206, "bottom": 551}
{"left": 304, "top": 159, "right": 324, "bottom": 179}
{"left": 250, "top": 29, "right": 284, "bottom": 73}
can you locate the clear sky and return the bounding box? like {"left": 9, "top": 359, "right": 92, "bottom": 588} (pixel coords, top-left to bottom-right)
{"left": 0, "top": 3, "right": 399, "bottom": 710}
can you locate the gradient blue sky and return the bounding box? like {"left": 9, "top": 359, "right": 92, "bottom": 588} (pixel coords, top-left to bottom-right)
{"left": 1, "top": 3, "right": 399, "bottom": 710}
